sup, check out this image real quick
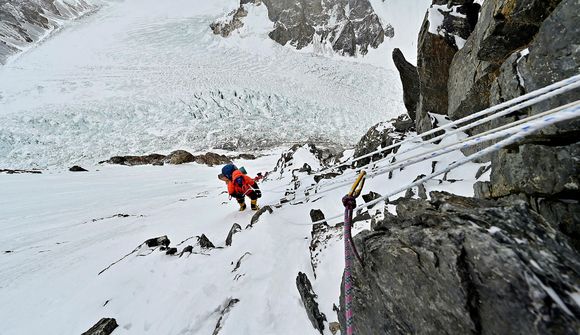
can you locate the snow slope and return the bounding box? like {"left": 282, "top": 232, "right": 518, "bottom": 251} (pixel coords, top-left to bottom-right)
{"left": 0, "top": 129, "right": 487, "bottom": 334}
{"left": 0, "top": 0, "right": 414, "bottom": 170}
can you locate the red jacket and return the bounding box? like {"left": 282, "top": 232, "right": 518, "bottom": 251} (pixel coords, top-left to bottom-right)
{"left": 228, "top": 170, "right": 257, "bottom": 196}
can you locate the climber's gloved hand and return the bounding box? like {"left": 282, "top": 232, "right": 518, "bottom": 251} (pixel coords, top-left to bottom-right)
{"left": 254, "top": 189, "right": 262, "bottom": 198}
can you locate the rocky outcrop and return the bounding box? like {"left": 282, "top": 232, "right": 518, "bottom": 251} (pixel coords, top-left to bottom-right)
{"left": 0, "top": 0, "right": 96, "bottom": 64}
{"left": 100, "top": 151, "right": 230, "bottom": 166}
{"left": 81, "top": 318, "right": 118, "bottom": 335}
{"left": 0, "top": 168, "right": 42, "bottom": 174}
{"left": 210, "top": 5, "right": 249, "bottom": 37}
{"left": 415, "top": 0, "right": 480, "bottom": 134}
{"left": 212, "top": 0, "right": 391, "bottom": 57}
{"left": 353, "top": 119, "right": 406, "bottom": 167}
{"left": 392, "top": 48, "right": 419, "bottom": 121}
{"left": 340, "top": 192, "right": 580, "bottom": 334}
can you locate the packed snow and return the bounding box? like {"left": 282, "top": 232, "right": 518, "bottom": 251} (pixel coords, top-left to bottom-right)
{"left": 0, "top": 135, "right": 485, "bottom": 334}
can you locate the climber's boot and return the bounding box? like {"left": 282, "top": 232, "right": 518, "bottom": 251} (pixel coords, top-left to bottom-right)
{"left": 251, "top": 199, "right": 259, "bottom": 211}
{"left": 238, "top": 199, "right": 247, "bottom": 211}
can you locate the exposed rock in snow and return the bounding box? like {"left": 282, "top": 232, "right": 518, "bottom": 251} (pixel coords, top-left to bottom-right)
{"left": 81, "top": 317, "right": 118, "bottom": 335}
{"left": 69, "top": 165, "right": 88, "bottom": 172}
{"left": 296, "top": 271, "right": 326, "bottom": 334}
{"left": 0, "top": 168, "right": 42, "bottom": 174}
{"left": 340, "top": 192, "right": 580, "bottom": 334}
{"left": 0, "top": 0, "right": 96, "bottom": 64}
{"left": 199, "top": 234, "right": 215, "bottom": 249}
{"left": 100, "top": 151, "right": 230, "bottom": 167}
{"left": 225, "top": 223, "right": 242, "bottom": 246}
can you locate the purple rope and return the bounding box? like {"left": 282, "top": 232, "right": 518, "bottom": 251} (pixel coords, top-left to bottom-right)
{"left": 343, "top": 195, "right": 357, "bottom": 335}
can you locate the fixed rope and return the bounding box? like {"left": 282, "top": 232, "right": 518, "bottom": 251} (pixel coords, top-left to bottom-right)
{"left": 286, "top": 100, "right": 580, "bottom": 204}
{"left": 278, "top": 102, "right": 579, "bottom": 226}
{"left": 342, "top": 171, "right": 366, "bottom": 335}
{"left": 263, "top": 74, "right": 580, "bottom": 194}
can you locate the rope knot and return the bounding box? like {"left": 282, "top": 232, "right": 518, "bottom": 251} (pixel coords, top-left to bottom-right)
{"left": 342, "top": 195, "right": 356, "bottom": 209}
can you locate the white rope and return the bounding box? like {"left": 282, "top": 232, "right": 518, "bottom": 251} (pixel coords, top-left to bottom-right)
{"left": 283, "top": 103, "right": 580, "bottom": 226}
{"left": 287, "top": 100, "right": 579, "bottom": 202}
{"left": 264, "top": 74, "right": 580, "bottom": 193}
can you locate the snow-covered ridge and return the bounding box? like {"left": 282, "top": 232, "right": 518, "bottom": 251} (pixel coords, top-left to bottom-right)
{"left": 0, "top": 0, "right": 97, "bottom": 65}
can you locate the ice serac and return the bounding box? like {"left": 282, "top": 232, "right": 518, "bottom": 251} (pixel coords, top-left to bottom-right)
{"left": 340, "top": 192, "right": 580, "bottom": 334}
{"left": 212, "top": 0, "right": 392, "bottom": 56}
{"left": 0, "top": 0, "right": 95, "bottom": 64}
{"left": 415, "top": 0, "right": 478, "bottom": 134}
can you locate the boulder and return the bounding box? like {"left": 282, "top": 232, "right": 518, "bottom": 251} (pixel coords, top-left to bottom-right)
{"left": 166, "top": 150, "right": 195, "bottom": 164}
{"left": 340, "top": 192, "right": 580, "bottom": 334}
{"left": 393, "top": 48, "right": 419, "bottom": 121}
{"left": 194, "top": 152, "right": 230, "bottom": 166}
{"left": 102, "top": 154, "right": 166, "bottom": 166}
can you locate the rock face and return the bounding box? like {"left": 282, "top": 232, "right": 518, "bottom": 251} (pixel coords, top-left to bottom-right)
{"left": 392, "top": 48, "right": 419, "bottom": 121}
{"left": 211, "top": 0, "right": 392, "bottom": 56}
{"left": 0, "top": 0, "right": 95, "bottom": 64}
{"left": 340, "top": 192, "right": 580, "bottom": 334}
{"left": 415, "top": 0, "right": 479, "bottom": 134}
{"left": 447, "top": 0, "right": 562, "bottom": 121}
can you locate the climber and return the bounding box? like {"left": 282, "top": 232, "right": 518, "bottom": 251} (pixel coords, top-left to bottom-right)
{"left": 219, "top": 163, "right": 262, "bottom": 211}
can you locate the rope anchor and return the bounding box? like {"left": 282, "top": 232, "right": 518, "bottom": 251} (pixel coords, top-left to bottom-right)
{"left": 342, "top": 170, "right": 366, "bottom": 335}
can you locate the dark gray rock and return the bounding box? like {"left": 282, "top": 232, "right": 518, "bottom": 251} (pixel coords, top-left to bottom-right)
{"left": 353, "top": 121, "right": 398, "bottom": 167}
{"left": 69, "top": 165, "right": 88, "bottom": 172}
{"left": 296, "top": 272, "right": 326, "bottom": 334}
{"left": 490, "top": 143, "right": 579, "bottom": 198}
{"left": 199, "top": 234, "right": 215, "bottom": 249}
{"left": 165, "top": 247, "right": 177, "bottom": 255}
{"left": 179, "top": 245, "right": 193, "bottom": 257}
{"left": 392, "top": 114, "right": 415, "bottom": 133}
{"left": 362, "top": 191, "right": 381, "bottom": 208}
{"left": 225, "top": 223, "right": 242, "bottom": 246}
{"left": 447, "top": 0, "right": 562, "bottom": 121}
{"left": 416, "top": 0, "right": 477, "bottom": 133}
{"left": 0, "top": 169, "right": 42, "bottom": 174}
{"left": 340, "top": 192, "right": 580, "bottom": 334}
{"left": 309, "top": 209, "right": 326, "bottom": 224}
{"left": 81, "top": 318, "right": 118, "bottom": 335}
{"left": 212, "top": 298, "right": 240, "bottom": 335}
{"left": 145, "top": 235, "right": 170, "bottom": 248}
{"left": 249, "top": 205, "right": 273, "bottom": 227}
